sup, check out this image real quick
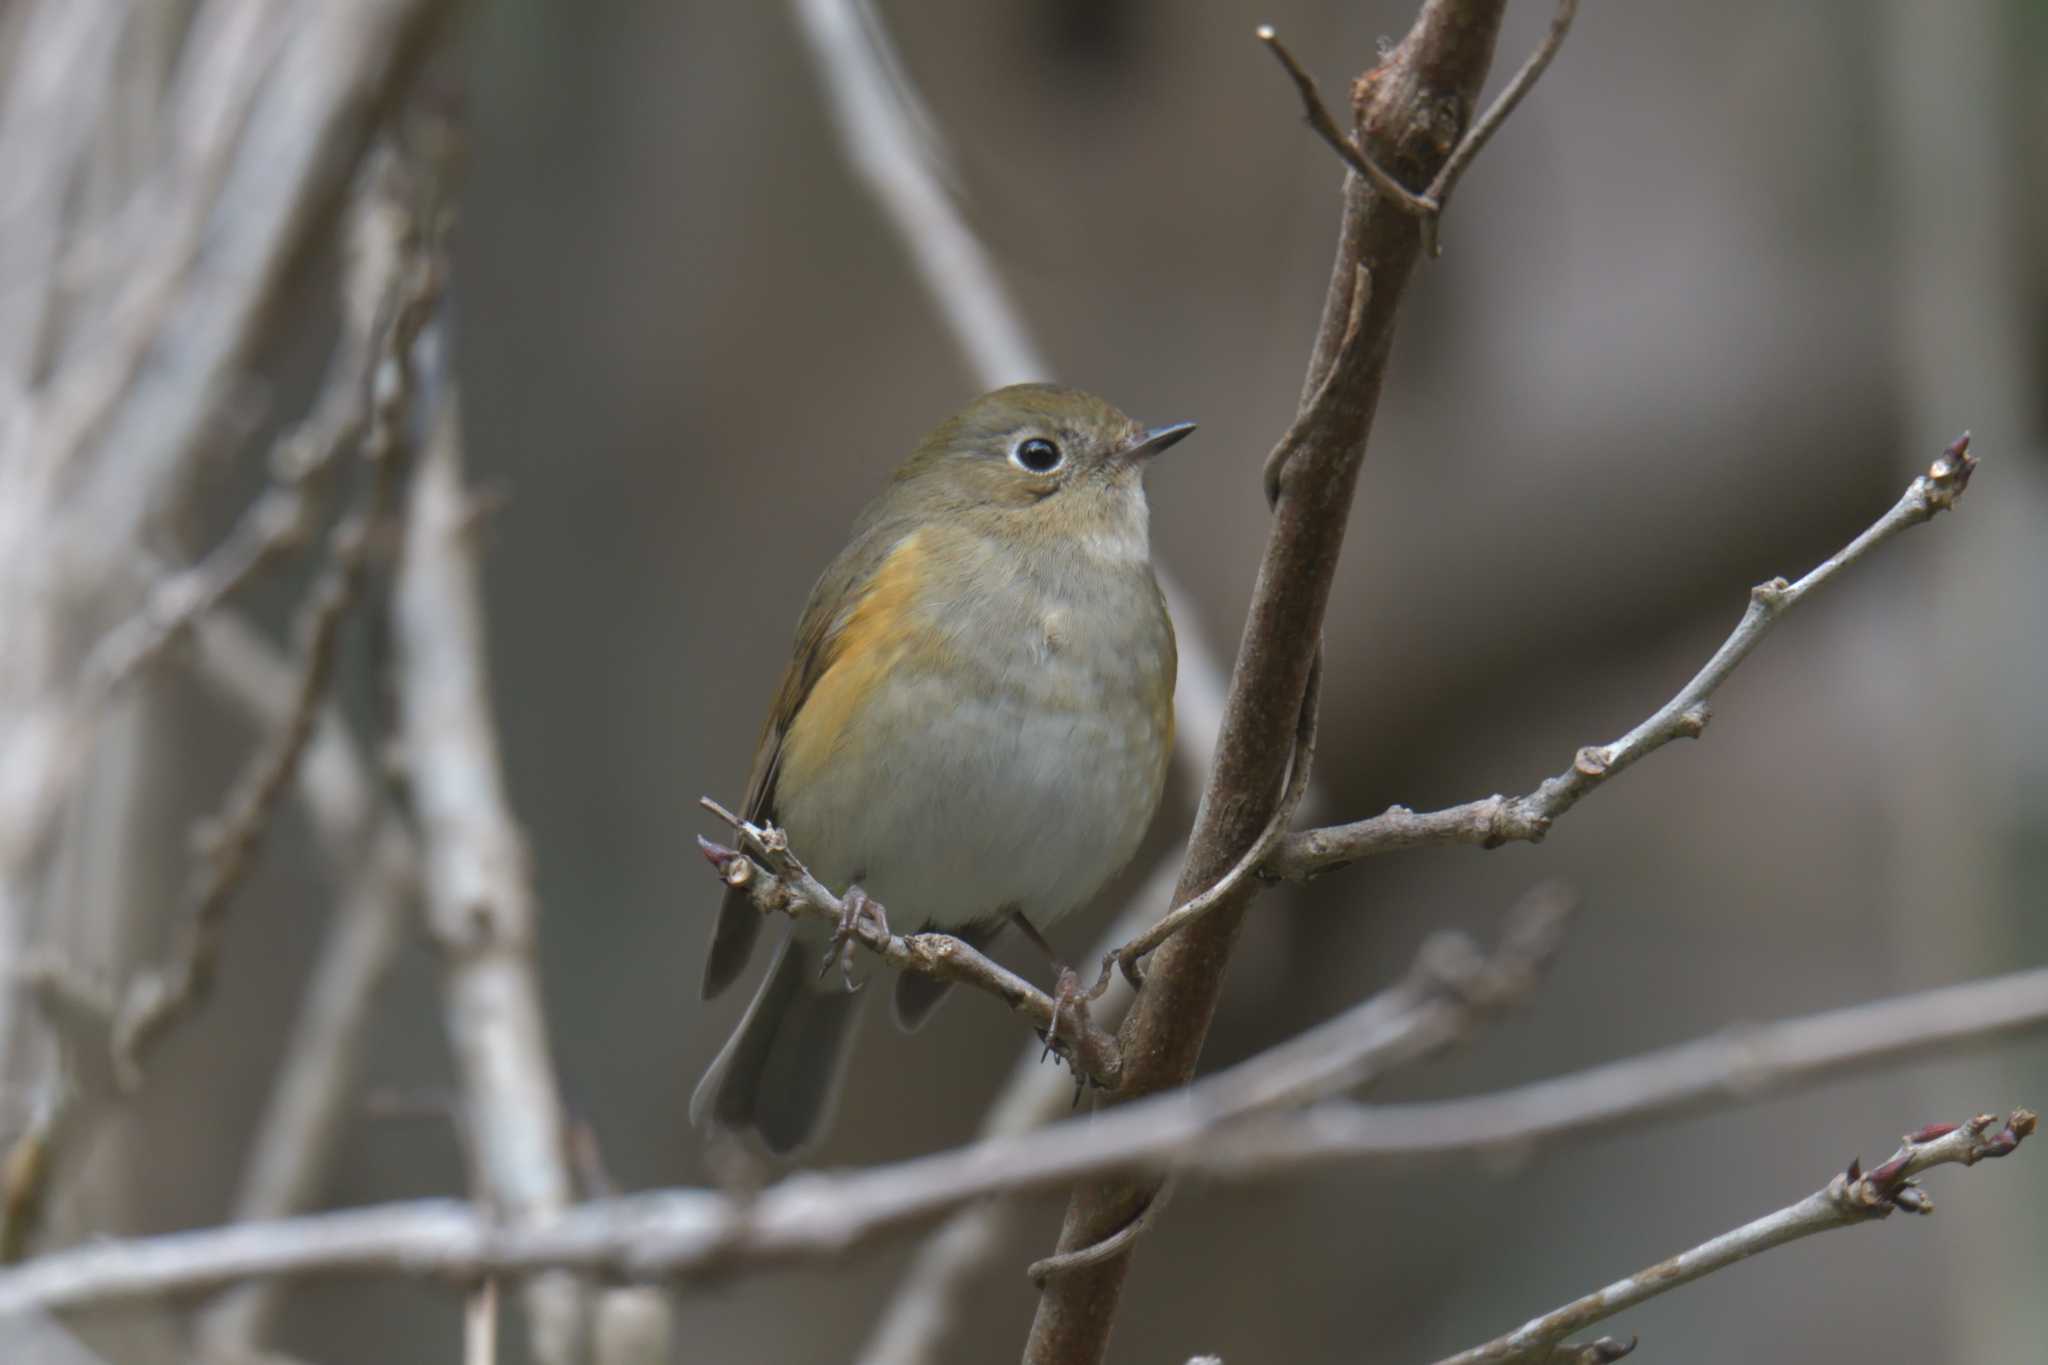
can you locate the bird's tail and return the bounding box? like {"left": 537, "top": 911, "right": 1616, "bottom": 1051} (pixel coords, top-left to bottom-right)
{"left": 690, "top": 932, "right": 866, "bottom": 1154}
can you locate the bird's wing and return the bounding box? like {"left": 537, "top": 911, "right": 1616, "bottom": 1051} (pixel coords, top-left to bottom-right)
{"left": 699, "top": 518, "right": 916, "bottom": 998}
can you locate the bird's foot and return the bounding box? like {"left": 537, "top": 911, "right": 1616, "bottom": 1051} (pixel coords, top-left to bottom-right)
{"left": 821, "top": 884, "right": 889, "bottom": 992}
{"left": 1042, "top": 963, "right": 1095, "bottom": 1068}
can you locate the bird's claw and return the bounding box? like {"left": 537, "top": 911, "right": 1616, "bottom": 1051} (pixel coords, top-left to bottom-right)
{"left": 1040, "top": 964, "right": 1087, "bottom": 1065}
{"left": 821, "top": 885, "right": 887, "bottom": 992}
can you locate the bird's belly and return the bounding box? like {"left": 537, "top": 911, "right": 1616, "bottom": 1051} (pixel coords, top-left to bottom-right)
{"left": 777, "top": 646, "right": 1170, "bottom": 932}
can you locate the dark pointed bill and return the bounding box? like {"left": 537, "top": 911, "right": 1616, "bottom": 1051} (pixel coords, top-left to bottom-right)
{"left": 1127, "top": 421, "right": 1197, "bottom": 461}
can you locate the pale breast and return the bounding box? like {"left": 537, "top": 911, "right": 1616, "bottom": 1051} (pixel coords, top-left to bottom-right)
{"left": 775, "top": 547, "right": 1175, "bottom": 933}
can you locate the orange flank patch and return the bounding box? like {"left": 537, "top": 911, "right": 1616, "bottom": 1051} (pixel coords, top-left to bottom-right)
{"left": 779, "top": 532, "right": 932, "bottom": 791}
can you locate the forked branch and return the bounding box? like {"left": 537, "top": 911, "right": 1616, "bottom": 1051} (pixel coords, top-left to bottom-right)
{"left": 1260, "top": 1, "right": 1579, "bottom": 255}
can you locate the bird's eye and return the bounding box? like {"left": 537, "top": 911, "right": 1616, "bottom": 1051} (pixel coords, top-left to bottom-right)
{"left": 1011, "top": 437, "right": 1063, "bottom": 474}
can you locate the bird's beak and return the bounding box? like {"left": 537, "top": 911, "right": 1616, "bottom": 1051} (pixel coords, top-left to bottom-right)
{"left": 1126, "top": 421, "right": 1197, "bottom": 461}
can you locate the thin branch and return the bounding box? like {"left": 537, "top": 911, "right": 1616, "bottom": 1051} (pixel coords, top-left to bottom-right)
{"left": 1430, "top": 1110, "right": 2036, "bottom": 1365}
{"left": 1219, "top": 962, "right": 2048, "bottom": 1171}
{"left": 0, "top": 893, "right": 1570, "bottom": 1317}
{"left": 1260, "top": 1, "right": 1580, "bottom": 259}
{"left": 1256, "top": 26, "right": 1432, "bottom": 217}
{"left": 697, "top": 803, "right": 1122, "bottom": 1085}
{"left": 5, "top": 935, "right": 2045, "bottom": 1321}
{"left": 1418, "top": 0, "right": 1579, "bottom": 256}
{"left": 107, "top": 180, "right": 441, "bottom": 1085}
{"left": 83, "top": 168, "right": 408, "bottom": 690}
{"left": 4, "top": 939, "right": 2038, "bottom": 1324}
{"left": 1271, "top": 433, "right": 1979, "bottom": 880}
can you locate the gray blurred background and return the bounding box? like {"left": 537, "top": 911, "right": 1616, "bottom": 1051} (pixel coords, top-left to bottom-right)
{"left": 64, "top": 0, "right": 2048, "bottom": 1361}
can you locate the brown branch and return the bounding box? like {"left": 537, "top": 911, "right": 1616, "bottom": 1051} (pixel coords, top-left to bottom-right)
{"left": 1271, "top": 433, "right": 1979, "bottom": 880}
{"left": 1430, "top": 1110, "right": 2036, "bottom": 1364}
{"left": 1260, "top": 1, "right": 1580, "bottom": 258}
{"left": 1257, "top": 28, "right": 1432, "bottom": 217}
{"left": 696, "top": 803, "right": 1122, "bottom": 1086}
{"left": 1026, "top": 7, "right": 1521, "bottom": 1360}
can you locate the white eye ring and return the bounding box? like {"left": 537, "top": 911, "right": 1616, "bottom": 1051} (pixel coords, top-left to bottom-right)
{"left": 1011, "top": 437, "right": 1063, "bottom": 474}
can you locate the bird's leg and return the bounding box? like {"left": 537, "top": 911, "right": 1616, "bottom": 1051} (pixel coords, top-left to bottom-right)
{"left": 822, "top": 885, "right": 890, "bottom": 991}
{"left": 1010, "top": 911, "right": 1089, "bottom": 1066}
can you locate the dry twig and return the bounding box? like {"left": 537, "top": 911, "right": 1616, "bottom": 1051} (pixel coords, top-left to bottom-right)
{"left": 3, "top": 924, "right": 2044, "bottom": 1324}
{"left": 108, "top": 177, "right": 442, "bottom": 1085}
{"left": 697, "top": 803, "right": 1123, "bottom": 1086}
{"left": 0, "top": 892, "right": 1570, "bottom": 1316}
{"left": 1271, "top": 433, "right": 1979, "bottom": 879}
{"left": 1259, "top": 1, "right": 1579, "bottom": 256}
{"left": 1222, "top": 963, "right": 2048, "bottom": 1170}
{"left": 1431, "top": 1111, "right": 2036, "bottom": 1364}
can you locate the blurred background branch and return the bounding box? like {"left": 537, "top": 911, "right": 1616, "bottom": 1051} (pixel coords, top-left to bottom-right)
{"left": 2, "top": 905, "right": 2043, "bottom": 1331}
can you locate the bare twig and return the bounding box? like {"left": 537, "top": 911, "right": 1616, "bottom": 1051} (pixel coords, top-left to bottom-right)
{"left": 0, "top": 894, "right": 1569, "bottom": 1316}
{"left": 1226, "top": 963, "right": 2048, "bottom": 1170}
{"left": 394, "top": 391, "right": 590, "bottom": 1365}
{"left": 1256, "top": 27, "right": 1432, "bottom": 216}
{"left": 0, "top": 0, "right": 456, "bottom": 1119}
{"left": 107, "top": 186, "right": 441, "bottom": 1085}
{"left": 4, "top": 936, "right": 2038, "bottom": 1325}
{"left": 1430, "top": 1110, "right": 2036, "bottom": 1364}
{"left": 1272, "top": 433, "right": 1979, "bottom": 880}
{"left": 84, "top": 171, "right": 408, "bottom": 690}
{"left": 697, "top": 804, "right": 1123, "bottom": 1085}
{"left": 0, "top": 163, "right": 440, "bottom": 1263}
{"left": 1259, "top": 0, "right": 1579, "bottom": 257}
{"left": 5, "top": 934, "right": 2046, "bottom": 1322}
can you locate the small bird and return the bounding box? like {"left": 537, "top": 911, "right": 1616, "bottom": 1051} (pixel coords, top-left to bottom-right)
{"left": 692, "top": 383, "right": 1189, "bottom": 1153}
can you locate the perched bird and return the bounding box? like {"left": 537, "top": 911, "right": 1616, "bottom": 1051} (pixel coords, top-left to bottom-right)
{"left": 692, "top": 383, "right": 1190, "bottom": 1153}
